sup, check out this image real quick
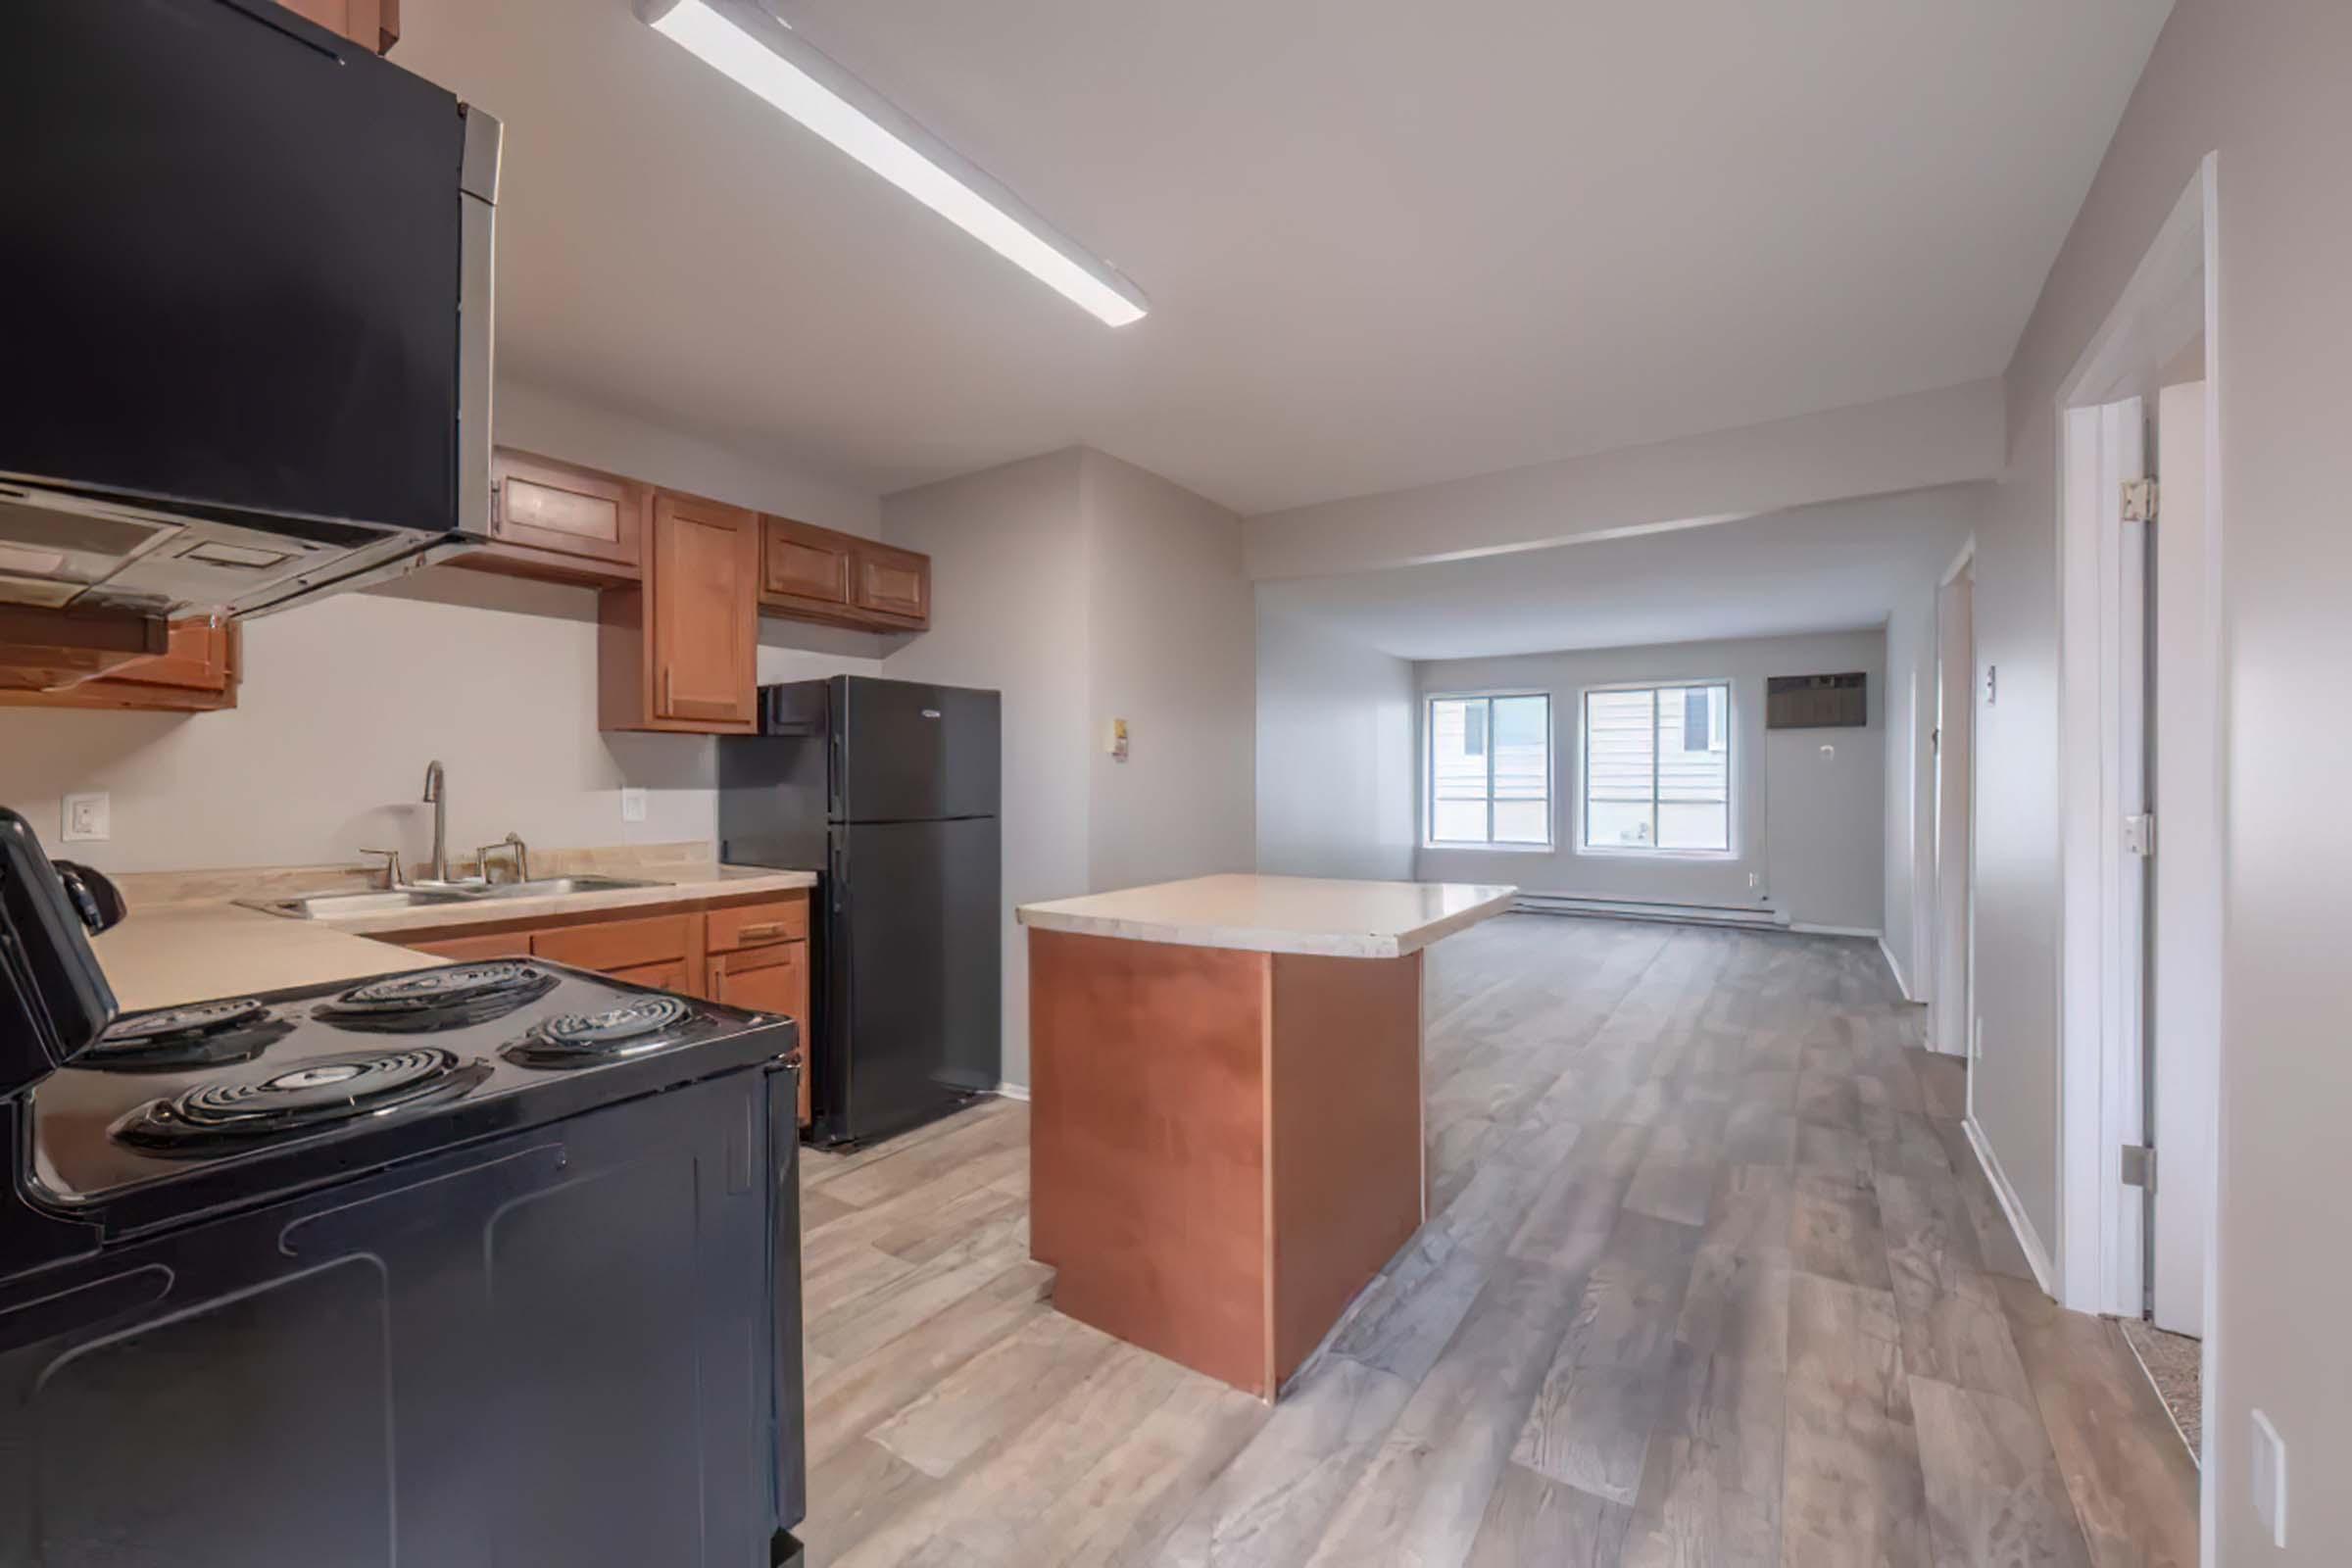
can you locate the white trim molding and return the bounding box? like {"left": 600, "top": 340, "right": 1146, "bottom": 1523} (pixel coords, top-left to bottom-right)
{"left": 994, "top": 1081, "right": 1031, "bottom": 1102}
{"left": 1965, "top": 1115, "right": 2057, "bottom": 1298}
{"left": 1877, "top": 935, "right": 1917, "bottom": 1003}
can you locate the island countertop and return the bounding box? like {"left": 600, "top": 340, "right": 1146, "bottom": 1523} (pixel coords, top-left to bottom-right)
{"left": 1015, "top": 872, "right": 1516, "bottom": 959}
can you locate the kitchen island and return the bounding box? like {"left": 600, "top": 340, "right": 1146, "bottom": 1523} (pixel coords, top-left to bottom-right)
{"left": 1016, "top": 872, "right": 1515, "bottom": 1398}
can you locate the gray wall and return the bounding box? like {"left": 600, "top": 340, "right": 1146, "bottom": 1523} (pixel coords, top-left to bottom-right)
{"left": 1977, "top": 2, "right": 2352, "bottom": 1555}
{"left": 1252, "top": 600, "right": 1417, "bottom": 881}
{"left": 1080, "top": 452, "right": 1257, "bottom": 895}
{"left": 1414, "top": 629, "right": 1886, "bottom": 931}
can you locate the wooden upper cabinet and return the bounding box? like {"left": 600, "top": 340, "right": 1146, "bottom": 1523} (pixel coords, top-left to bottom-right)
{"left": 491, "top": 449, "right": 645, "bottom": 572}
{"left": 0, "top": 617, "right": 239, "bottom": 711}
{"left": 853, "top": 541, "right": 930, "bottom": 624}
{"left": 760, "top": 517, "right": 853, "bottom": 609}
{"left": 759, "top": 515, "right": 931, "bottom": 632}
{"left": 274, "top": 0, "right": 400, "bottom": 53}
{"left": 599, "top": 491, "right": 758, "bottom": 734}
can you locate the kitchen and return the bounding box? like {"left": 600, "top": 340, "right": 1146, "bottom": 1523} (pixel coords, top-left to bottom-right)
{"left": 0, "top": 5, "right": 1514, "bottom": 1563}
{"left": 0, "top": 3, "right": 2237, "bottom": 1566}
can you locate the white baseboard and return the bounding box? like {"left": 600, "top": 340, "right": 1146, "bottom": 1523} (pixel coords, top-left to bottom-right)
{"left": 994, "top": 1081, "right": 1031, "bottom": 1102}
{"left": 1517, "top": 894, "right": 1783, "bottom": 931}
{"left": 1964, "top": 1114, "right": 2058, "bottom": 1298}
{"left": 1877, "top": 936, "right": 1917, "bottom": 1002}
{"left": 1788, "top": 922, "right": 1883, "bottom": 940}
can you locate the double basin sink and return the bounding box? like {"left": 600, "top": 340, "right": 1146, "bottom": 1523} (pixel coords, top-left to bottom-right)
{"left": 244, "top": 875, "right": 665, "bottom": 921}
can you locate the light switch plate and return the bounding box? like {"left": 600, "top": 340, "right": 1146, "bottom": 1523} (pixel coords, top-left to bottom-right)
{"left": 619, "top": 787, "right": 649, "bottom": 824}
{"left": 2251, "top": 1408, "right": 2286, "bottom": 1547}
{"left": 62, "top": 792, "right": 109, "bottom": 843}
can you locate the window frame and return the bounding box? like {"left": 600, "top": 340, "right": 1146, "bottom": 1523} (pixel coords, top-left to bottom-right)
{"left": 1422, "top": 690, "right": 1555, "bottom": 852}
{"left": 1575, "top": 677, "right": 1738, "bottom": 860}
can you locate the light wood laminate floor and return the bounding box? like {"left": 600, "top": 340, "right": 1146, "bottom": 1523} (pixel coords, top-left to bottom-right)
{"left": 796, "top": 915, "right": 2198, "bottom": 1567}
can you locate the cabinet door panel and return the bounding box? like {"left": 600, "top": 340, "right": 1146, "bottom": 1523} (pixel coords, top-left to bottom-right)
{"left": 607, "top": 958, "right": 690, "bottom": 993}
{"left": 532, "top": 913, "right": 692, "bottom": 973}
{"left": 712, "top": 945, "right": 809, "bottom": 1125}
{"left": 408, "top": 931, "right": 530, "bottom": 962}
{"left": 494, "top": 450, "right": 642, "bottom": 568}
{"left": 760, "top": 519, "right": 851, "bottom": 606}
{"left": 652, "top": 494, "right": 757, "bottom": 727}
{"left": 851, "top": 543, "right": 929, "bottom": 623}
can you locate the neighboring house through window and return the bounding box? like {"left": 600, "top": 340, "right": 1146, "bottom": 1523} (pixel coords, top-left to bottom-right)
{"left": 1582, "top": 682, "right": 1732, "bottom": 853}
{"left": 1427, "top": 694, "right": 1550, "bottom": 846}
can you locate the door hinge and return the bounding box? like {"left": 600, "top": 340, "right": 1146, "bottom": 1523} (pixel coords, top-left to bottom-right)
{"left": 2121, "top": 478, "right": 2159, "bottom": 522}
{"left": 2123, "top": 812, "right": 2156, "bottom": 858}
{"left": 2121, "top": 1144, "right": 2157, "bottom": 1192}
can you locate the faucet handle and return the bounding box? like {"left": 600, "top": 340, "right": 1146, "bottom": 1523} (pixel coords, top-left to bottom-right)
{"left": 358, "top": 848, "right": 405, "bottom": 892}
{"left": 476, "top": 834, "right": 530, "bottom": 887}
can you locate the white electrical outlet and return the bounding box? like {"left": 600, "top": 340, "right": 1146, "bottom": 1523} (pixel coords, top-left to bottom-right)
{"left": 2251, "top": 1409, "right": 2287, "bottom": 1547}
{"left": 620, "top": 788, "right": 649, "bottom": 824}
{"left": 62, "top": 792, "right": 110, "bottom": 843}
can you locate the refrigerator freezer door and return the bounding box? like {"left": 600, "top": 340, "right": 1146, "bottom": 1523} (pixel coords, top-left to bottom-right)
{"left": 820, "top": 817, "right": 1002, "bottom": 1145}
{"left": 837, "top": 679, "right": 1001, "bottom": 823}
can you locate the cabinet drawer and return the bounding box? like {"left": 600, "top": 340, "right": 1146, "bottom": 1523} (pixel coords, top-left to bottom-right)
{"left": 706, "top": 897, "right": 808, "bottom": 954}
{"left": 407, "top": 931, "right": 531, "bottom": 962}
{"left": 531, "top": 912, "right": 692, "bottom": 972}
{"left": 608, "top": 958, "right": 691, "bottom": 993}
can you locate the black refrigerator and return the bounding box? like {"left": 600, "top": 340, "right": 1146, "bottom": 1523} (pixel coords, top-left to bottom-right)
{"left": 720, "top": 676, "right": 1002, "bottom": 1148}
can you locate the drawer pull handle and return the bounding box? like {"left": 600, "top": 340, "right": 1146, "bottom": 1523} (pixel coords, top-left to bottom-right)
{"left": 737, "top": 921, "right": 787, "bottom": 942}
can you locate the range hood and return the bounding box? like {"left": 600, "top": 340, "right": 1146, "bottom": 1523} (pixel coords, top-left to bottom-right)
{"left": 0, "top": 1, "right": 501, "bottom": 623}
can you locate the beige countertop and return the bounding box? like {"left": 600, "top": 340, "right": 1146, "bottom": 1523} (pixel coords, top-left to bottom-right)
{"left": 92, "top": 904, "right": 446, "bottom": 1014}
{"left": 92, "top": 863, "right": 818, "bottom": 1012}
{"left": 1015, "top": 873, "right": 1517, "bottom": 959}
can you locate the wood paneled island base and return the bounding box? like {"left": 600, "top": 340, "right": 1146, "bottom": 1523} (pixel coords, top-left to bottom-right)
{"left": 1027, "top": 929, "right": 1431, "bottom": 1398}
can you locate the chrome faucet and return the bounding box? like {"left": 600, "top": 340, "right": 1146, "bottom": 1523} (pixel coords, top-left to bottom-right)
{"left": 421, "top": 760, "right": 451, "bottom": 884}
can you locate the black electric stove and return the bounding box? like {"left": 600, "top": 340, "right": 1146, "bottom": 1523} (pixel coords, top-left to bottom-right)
{"left": 2, "top": 942, "right": 808, "bottom": 1566}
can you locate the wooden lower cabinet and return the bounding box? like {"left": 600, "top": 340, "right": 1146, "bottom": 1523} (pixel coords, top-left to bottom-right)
{"left": 608, "top": 957, "right": 691, "bottom": 992}
{"left": 394, "top": 890, "right": 812, "bottom": 1126}
{"left": 708, "top": 943, "right": 811, "bottom": 1127}
{"left": 407, "top": 930, "right": 530, "bottom": 963}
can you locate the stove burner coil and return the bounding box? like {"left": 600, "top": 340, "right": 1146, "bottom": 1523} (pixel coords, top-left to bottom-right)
{"left": 113, "top": 1048, "right": 491, "bottom": 1152}
{"left": 102, "top": 999, "right": 267, "bottom": 1043}
{"left": 504, "top": 995, "right": 696, "bottom": 1068}
{"left": 84, "top": 999, "right": 291, "bottom": 1071}
{"left": 315, "top": 961, "right": 557, "bottom": 1033}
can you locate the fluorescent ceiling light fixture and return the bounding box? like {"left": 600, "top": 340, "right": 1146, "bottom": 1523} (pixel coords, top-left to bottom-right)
{"left": 641, "top": 0, "right": 1149, "bottom": 327}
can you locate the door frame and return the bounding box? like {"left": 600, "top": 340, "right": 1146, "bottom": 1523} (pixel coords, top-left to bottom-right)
{"left": 1930, "top": 541, "right": 1976, "bottom": 1062}
{"left": 2050, "top": 157, "right": 2224, "bottom": 1497}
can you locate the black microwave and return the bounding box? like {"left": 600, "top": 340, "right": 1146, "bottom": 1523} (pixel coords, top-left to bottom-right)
{"left": 0, "top": 0, "right": 500, "bottom": 619}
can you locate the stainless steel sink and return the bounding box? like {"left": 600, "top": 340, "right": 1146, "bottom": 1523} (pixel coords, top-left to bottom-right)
{"left": 240, "top": 888, "right": 483, "bottom": 920}
{"left": 469, "top": 875, "right": 664, "bottom": 899}
{"left": 240, "top": 875, "right": 667, "bottom": 920}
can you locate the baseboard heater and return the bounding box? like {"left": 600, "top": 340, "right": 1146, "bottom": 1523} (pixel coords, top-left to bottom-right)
{"left": 1513, "top": 893, "right": 1788, "bottom": 931}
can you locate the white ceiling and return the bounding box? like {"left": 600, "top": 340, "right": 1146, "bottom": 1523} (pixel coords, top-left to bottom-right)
{"left": 400, "top": 0, "right": 2170, "bottom": 514}
{"left": 1261, "top": 487, "right": 1977, "bottom": 662}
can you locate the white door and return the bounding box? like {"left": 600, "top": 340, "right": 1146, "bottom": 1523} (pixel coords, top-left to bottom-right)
{"left": 2150, "top": 379, "right": 2216, "bottom": 1337}
{"left": 1932, "top": 572, "right": 1974, "bottom": 1058}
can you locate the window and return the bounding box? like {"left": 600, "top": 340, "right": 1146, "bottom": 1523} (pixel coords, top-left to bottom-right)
{"left": 1427, "top": 694, "right": 1550, "bottom": 846}
{"left": 1581, "top": 682, "right": 1732, "bottom": 853}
